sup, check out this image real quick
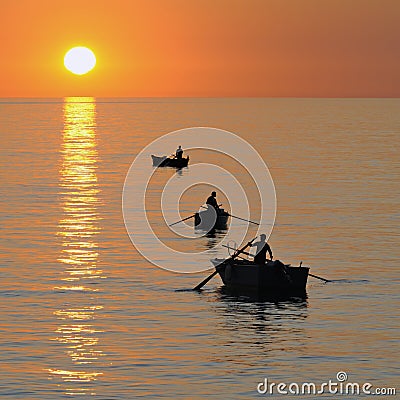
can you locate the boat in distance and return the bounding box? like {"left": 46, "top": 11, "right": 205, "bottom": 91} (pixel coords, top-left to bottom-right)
{"left": 194, "top": 207, "right": 230, "bottom": 230}
{"left": 151, "top": 154, "right": 189, "bottom": 168}
{"left": 210, "top": 258, "right": 309, "bottom": 294}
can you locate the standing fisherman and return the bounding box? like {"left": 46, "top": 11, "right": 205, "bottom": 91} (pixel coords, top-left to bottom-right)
{"left": 249, "top": 234, "right": 273, "bottom": 265}
{"left": 175, "top": 145, "right": 183, "bottom": 159}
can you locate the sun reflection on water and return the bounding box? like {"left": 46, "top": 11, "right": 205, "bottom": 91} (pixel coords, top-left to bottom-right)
{"left": 49, "top": 97, "right": 104, "bottom": 394}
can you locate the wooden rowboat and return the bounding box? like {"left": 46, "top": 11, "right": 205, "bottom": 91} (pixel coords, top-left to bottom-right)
{"left": 210, "top": 258, "right": 309, "bottom": 294}
{"left": 194, "top": 208, "right": 230, "bottom": 230}
{"left": 151, "top": 154, "right": 189, "bottom": 168}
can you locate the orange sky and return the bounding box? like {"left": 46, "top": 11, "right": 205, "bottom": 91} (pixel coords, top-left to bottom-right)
{"left": 1, "top": 0, "right": 399, "bottom": 97}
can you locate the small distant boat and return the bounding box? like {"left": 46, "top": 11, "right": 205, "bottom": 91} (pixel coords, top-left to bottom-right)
{"left": 194, "top": 208, "right": 230, "bottom": 230}
{"left": 210, "top": 258, "right": 309, "bottom": 294}
{"left": 151, "top": 154, "right": 189, "bottom": 168}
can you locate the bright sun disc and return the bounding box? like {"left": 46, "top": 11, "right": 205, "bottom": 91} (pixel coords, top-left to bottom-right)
{"left": 64, "top": 47, "right": 96, "bottom": 75}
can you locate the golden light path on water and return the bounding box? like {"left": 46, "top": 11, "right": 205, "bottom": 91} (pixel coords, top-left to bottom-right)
{"left": 48, "top": 97, "right": 104, "bottom": 395}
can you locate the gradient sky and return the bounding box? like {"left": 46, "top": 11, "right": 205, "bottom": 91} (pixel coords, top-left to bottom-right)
{"left": 1, "top": 0, "right": 399, "bottom": 97}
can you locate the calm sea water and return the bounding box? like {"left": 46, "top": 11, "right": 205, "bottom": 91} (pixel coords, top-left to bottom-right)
{"left": 0, "top": 98, "right": 398, "bottom": 399}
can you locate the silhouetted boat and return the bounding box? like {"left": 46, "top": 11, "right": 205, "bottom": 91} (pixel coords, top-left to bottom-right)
{"left": 194, "top": 208, "right": 230, "bottom": 230}
{"left": 151, "top": 154, "right": 189, "bottom": 168}
{"left": 210, "top": 258, "right": 309, "bottom": 294}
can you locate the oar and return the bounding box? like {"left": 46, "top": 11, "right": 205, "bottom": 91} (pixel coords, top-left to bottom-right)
{"left": 193, "top": 237, "right": 257, "bottom": 291}
{"left": 192, "top": 270, "right": 219, "bottom": 291}
{"left": 169, "top": 214, "right": 195, "bottom": 227}
{"left": 200, "top": 206, "right": 260, "bottom": 226}
{"left": 299, "top": 261, "right": 331, "bottom": 282}
{"left": 309, "top": 273, "right": 331, "bottom": 283}
{"left": 228, "top": 213, "right": 260, "bottom": 226}
{"left": 223, "top": 244, "right": 275, "bottom": 262}
{"left": 222, "top": 244, "right": 252, "bottom": 257}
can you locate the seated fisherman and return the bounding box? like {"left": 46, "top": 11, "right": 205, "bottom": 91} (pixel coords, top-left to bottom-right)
{"left": 206, "top": 191, "right": 221, "bottom": 213}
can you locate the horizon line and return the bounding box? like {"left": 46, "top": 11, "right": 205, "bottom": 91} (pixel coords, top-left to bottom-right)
{"left": 1, "top": 96, "right": 399, "bottom": 100}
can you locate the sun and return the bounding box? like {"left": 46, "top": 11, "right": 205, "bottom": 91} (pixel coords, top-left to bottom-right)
{"left": 64, "top": 47, "right": 96, "bottom": 75}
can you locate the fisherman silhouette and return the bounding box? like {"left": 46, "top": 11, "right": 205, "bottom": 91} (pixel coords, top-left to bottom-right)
{"left": 175, "top": 145, "right": 183, "bottom": 159}
{"left": 249, "top": 234, "right": 273, "bottom": 265}
{"left": 206, "top": 191, "right": 220, "bottom": 212}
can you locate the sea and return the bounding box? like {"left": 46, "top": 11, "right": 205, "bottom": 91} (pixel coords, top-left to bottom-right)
{"left": 0, "top": 98, "right": 398, "bottom": 399}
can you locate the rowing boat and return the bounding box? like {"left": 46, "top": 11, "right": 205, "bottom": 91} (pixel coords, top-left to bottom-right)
{"left": 210, "top": 258, "right": 309, "bottom": 294}
{"left": 151, "top": 154, "right": 189, "bottom": 168}
{"left": 194, "top": 208, "right": 230, "bottom": 230}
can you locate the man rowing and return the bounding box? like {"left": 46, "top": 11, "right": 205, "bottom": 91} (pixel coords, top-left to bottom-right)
{"left": 249, "top": 234, "right": 273, "bottom": 265}
{"left": 206, "top": 191, "right": 221, "bottom": 213}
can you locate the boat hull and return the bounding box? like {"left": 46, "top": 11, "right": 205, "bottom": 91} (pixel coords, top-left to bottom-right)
{"left": 151, "top": 154, "right": 189, "bottom": 168}
{"left": 194, "top": 211, "right": 229, "bottom": 230}
{"left": 211, "top": 259, "right": 309, "bottom": 294}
